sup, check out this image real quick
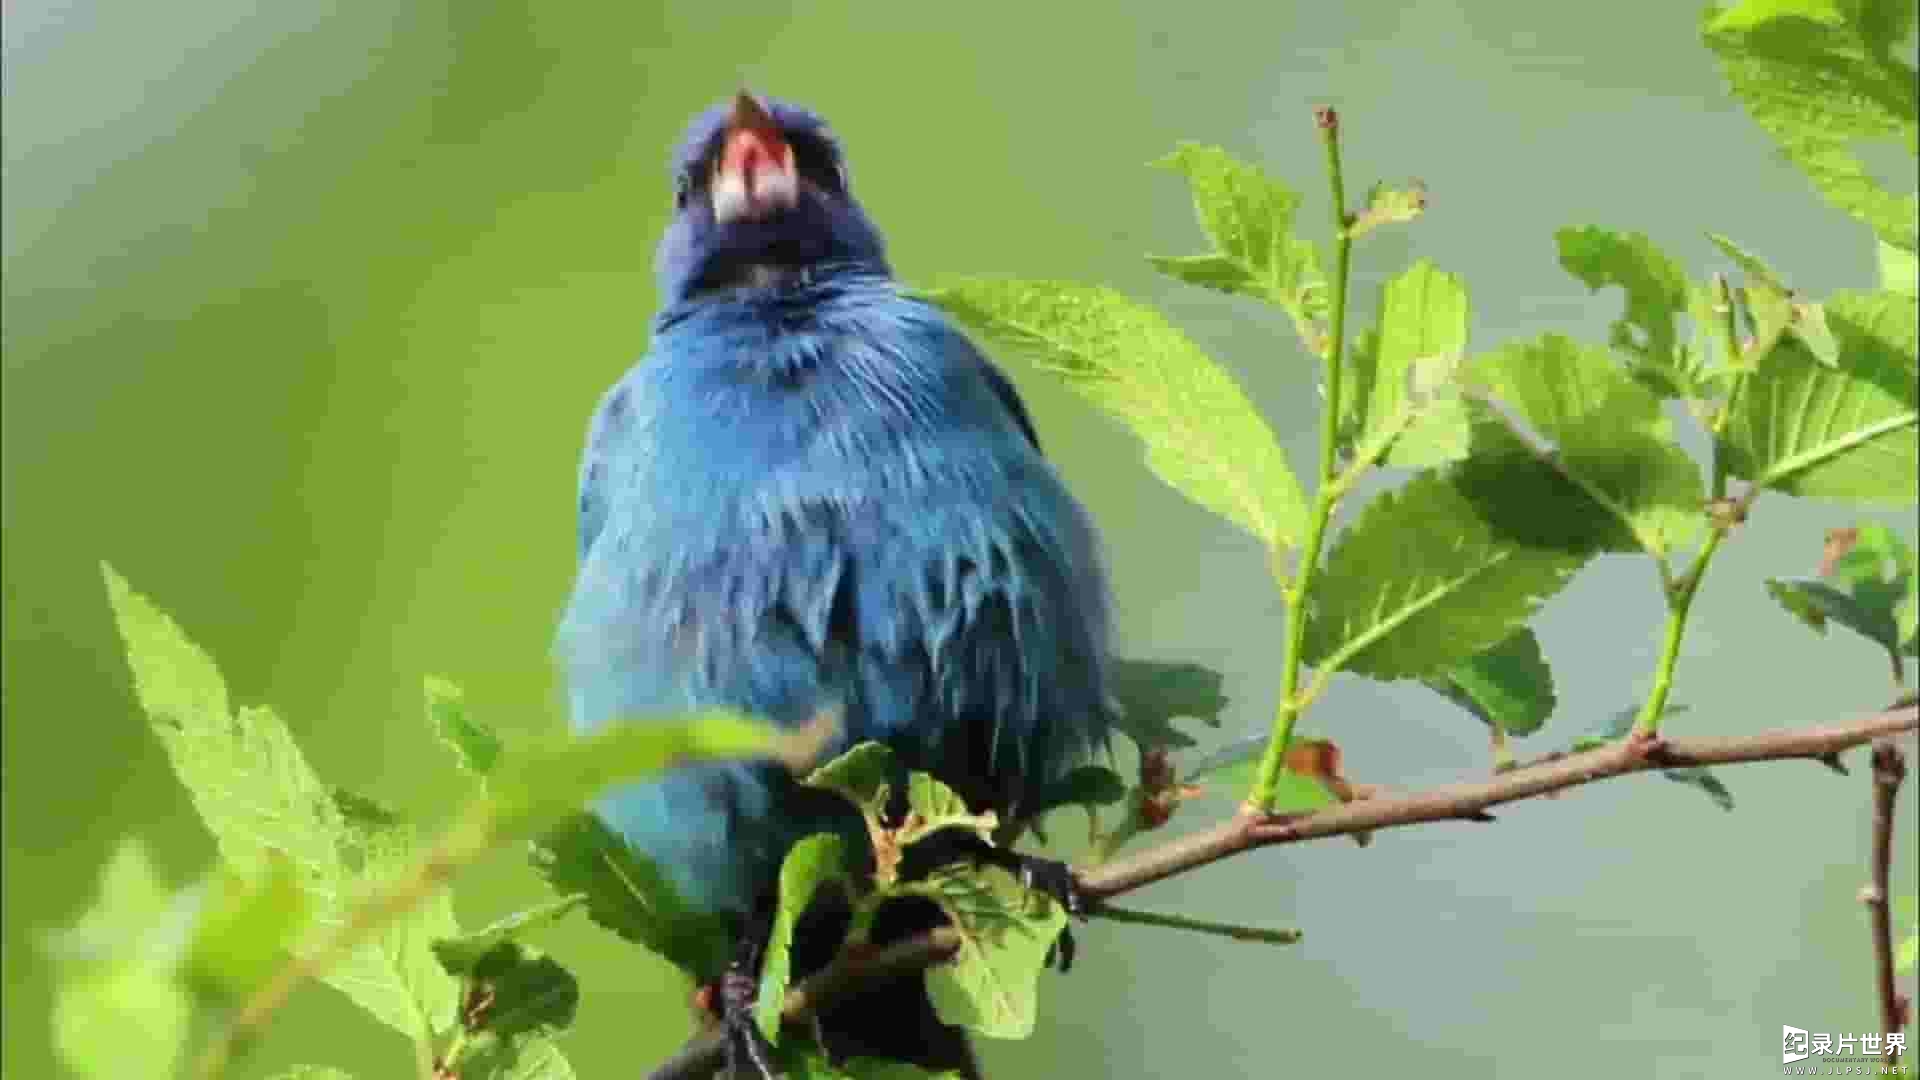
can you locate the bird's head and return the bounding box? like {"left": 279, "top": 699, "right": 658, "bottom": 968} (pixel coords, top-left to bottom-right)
{"left": 655, "top": 92, "right": 890, "bottom": 304}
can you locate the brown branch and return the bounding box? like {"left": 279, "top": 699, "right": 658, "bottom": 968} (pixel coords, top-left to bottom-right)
{"left": 1082, "top": 701, "right": 1917, "bottom": 900}
{"left": 1865, "top": 739, "right": 1910, "bottom": 1060}
{"left": 649, "top": 701, "right": 1918, "bottom": 1080}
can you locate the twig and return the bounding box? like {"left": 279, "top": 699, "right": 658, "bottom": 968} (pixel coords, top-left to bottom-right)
{"left": 649, "top": 700, "right": 1918, "bottom": 1079}
{"left": 1094, "top": 904, "right": 1301, "bottom": 945}
{"left": 1248, "top": 104, "right": 1353, "bottom": 812}
{"left": 1865, "top": 740, "right": 1910, "bottom": 1058}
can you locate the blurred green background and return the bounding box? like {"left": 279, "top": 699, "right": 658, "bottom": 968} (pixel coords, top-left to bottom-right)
{"left": 5, "top": 2, "right": 1915, "bottom": 1077}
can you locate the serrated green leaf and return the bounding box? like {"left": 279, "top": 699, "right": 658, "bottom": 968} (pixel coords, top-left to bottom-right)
{"left": 430, "top": 895, "right": 585, "bottom": 976}
{"left": 52, "top": 965, "right": 191, "bottom": 1080}
{"left": 911, "top": 866, "right": 1067, "bottom": 1040}
{"left": 427, "top": 676, "right": 503, "bottom": 778}
{"left": 1348, "top": 260, "right": 1473, "bottom": 467}
{"left": 48, "top": 838, "right": 192, "bottom": 1080}
{"left": 1147, "top": 143, "right": 1328, "bottom": 350}
{"left": 49, "top": 838, "right": 176, "bottom": 965}
{"left": 1457, "top": 334, "right": 1706, "bottom": 557}
{"left": 1721, "top": 290, "right": 1919, "bottom": 503}
{"left": 1036, "top": 765, "right": 1128, "bottom": 811}
{"left": 1186, "top": 734, "right": 1339, "bottom": 812}
{"left": 804, "top": 741, "right": 898, "bottom": 822}
{"left": 185, "top": 850, "right": 309, "bottom": 1007}
{"left": 1347, "top": 181, "right": 1428, "bottom": 240}
{"left": 1704, "top": 6, "right": 1919, "bottom": 251}
{"left": 1303, "top": 472, "right": 1585, "bottom": 680}
{"left": 1424, "top": 628, "right": 1557, "bottom": 737}
{"left": 1707, "top": 234, "right": 1840, "bottom": 368}
{"left": 1556, "top": 226, "right": 1702, "bottom": 395}
{"left": 900, "top": 772, "right": 1000, "bottom": 849}
{"left": 1767, "top": 578, "right": 1907, "bottom": 664}
{"left": 1880, "top": 239, "right": 1919, "bottom": 297}
{"left": 931, "top": 279, "right": 1309, "bottom": 552}
{"left": 459, "top": 1035, "right": 577, "bottom": 1080}
{"left": 1108, "top": 659, "right": 1230, "bottom": 750}
{"left": 490, "top": 710, "right": 816, "bottom": 843}
{"left": 529, "top": 812, "right": 731, "bottom": 980}
{"left": 1575, "top": 705, "right": 1736, "bottom": 810}
{"left": 756, "top": 834, "right": 848, "bottom": 1042}
{"left": 101, "top": 564, "right": 460, "bottom": 1041}
{"left": 458, "top": 942, "right": 580, "bottom": 1042}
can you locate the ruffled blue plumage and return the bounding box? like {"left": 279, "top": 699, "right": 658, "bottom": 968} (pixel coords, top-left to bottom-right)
{"left": 556, "top": 96, "right": 1114, "bottom": 942}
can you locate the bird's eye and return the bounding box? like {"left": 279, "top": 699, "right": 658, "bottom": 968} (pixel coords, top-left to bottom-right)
{"left": 673, "top": 172, "right": 692, "bottom": 209}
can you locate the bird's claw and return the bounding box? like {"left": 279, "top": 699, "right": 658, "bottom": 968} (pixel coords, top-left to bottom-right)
{"left": 1012, "top": 853, "right": 1085, "bottom": 973}
{"left": 719, "top": 968, "right": 780, "bottom": 1080}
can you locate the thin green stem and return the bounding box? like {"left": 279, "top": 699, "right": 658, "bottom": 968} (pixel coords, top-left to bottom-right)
{"left": 1248, "top": 107, "right": 1352, "bottom": 813}
{"left": 1635, "top": 525, "right": 1728, "bottom": 735}
{"left": 1096, "top": 903, "right": 1303, "bottom": 945}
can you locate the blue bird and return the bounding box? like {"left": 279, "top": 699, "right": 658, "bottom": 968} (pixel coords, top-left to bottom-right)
{"left": 557, "top": 91, "right": 1115, "bottom": 1077}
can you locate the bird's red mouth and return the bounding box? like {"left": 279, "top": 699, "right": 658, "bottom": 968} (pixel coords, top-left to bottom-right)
{"left": 712, "top": 92, "right": 798, "bottom": 224}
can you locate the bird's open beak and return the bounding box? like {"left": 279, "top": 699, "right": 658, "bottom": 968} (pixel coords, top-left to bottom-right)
{"left": 711, "top": 91, "right": 798, "bottom": 224}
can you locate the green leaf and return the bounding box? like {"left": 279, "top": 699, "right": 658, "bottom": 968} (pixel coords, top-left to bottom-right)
{"left": 1302, "top": 471, "right": 1585, "bottom": 680}
{"left": 756, "top": 834, "right": 849, "bottom": 1042}
{"left": 899, "top": 772, "right": 1000, "bottom": 849}
{"left": 1576, "top": 706, "right": 1736, "bottom": 810}
{"left": 48, "top": 838, "right": 175, "bottom": 964}
{"left": 1147, "top": 143, "right": 1328, "bottom": 350}
{"left": 1344, "top": 260, "right": 1473, "bottom": 468}
{"left": 1108, "top": 658, "right": 1230, "bottom": 750}
{"left": 1347, "top": 180, "right": 1429, "bottom": 240}
{"left": 53, "top": 965, "right": 191, "bottom": 1080}
{"left": 1035, "top": 765, "right": 1128, "bottom": 811}
{"left": 1707, "top": 0, "right": 1844, "bottom": 32}
{"left": 1767, "top": 577, "right": 1907, "bottom": 662}
{"left": 458, "top": 1035, "right": 577, "bottom": 1080}
{"left": 529, "top": 812, "right": 731, "bottom": 980}
{"left": 1556, "top": 226, "right": 1703, "bottom": 395}
{"left": 1457, "top": 334, "right": 1706, "bottom": 557}
{"left": 444, "top": 944, "right": 581, "bottom": 1080}
{"left": 910, "top": 866, "right": 1067, "bottom": 1040}
{"left": 1721, "top": 290, "right": 1919, "bottom": 503}
{"left": 102, "top": 564, "right": 460, "bottom": 1042}
{"left": 1186, "top": 734, "right": 1341, "bottom": 812}
{"left": 430, "top": 895, "right": 585, "bottom": 976}
{"left": 488, "top": 709, "right": 819, "bottom": 843}
{"left": 1707, "top": 234, "right": 1840, "bottom": 368}
{"left": 804, "top": 741, "right": 898, "bottom": 823}
{"left": 931, "top": 279, "right": 1310, "bottom": 552}
{"left": 184, "top": 850, "right": 310, "bottom": 1007}
{"left": 1704, "top": 5, "right": 1919, "bottom": 251}
{"left": 1880, "top": 239, "right": 1919, "bottom": 297}
{"left": 47, "top": 839, "right": 192, "bottom": 1080}
{"left": 1767, "top": 521, "right": 1918, "bottom": 668}
{"left": 427, "top": 676, "right": 503, "bottom": 778}
{"left": 455, "top": 942, "right": 580, "bottom": 1042}
{"left": 1424, "top": 628, "right": 1557, "bottom": 737}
